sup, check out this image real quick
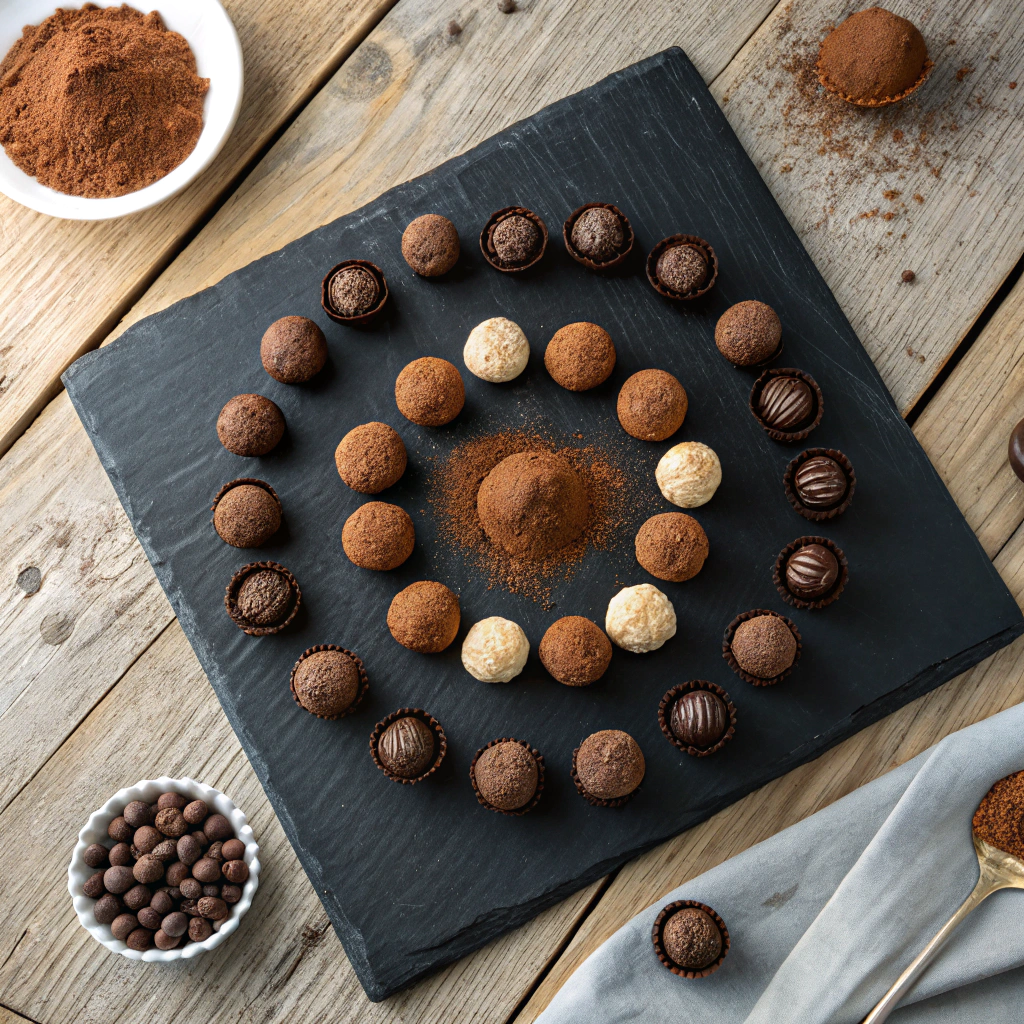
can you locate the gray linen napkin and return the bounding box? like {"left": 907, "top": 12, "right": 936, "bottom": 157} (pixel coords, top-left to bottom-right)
{"left": 537, "top": 701, "right": 1024, "bottom": 1024}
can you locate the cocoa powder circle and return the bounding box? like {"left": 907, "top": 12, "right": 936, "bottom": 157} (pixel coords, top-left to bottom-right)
{"left": 635, "top": 513, "right": 708, "bottom": 582}
{"left": 617, "top": 369, "right": 688, "bottom": 441}
{"left": 335, "top": 422, "right": 407, "bottom": 493}
{"left": 395, "top": 357, "right": 465, "bottom": 426}
{"left": 261, "top": 317, "right": 327, "bottom": 384}
{"left": 544, "top": 323, "right": 616, "bottom": 391}
{"left": 539, "top": 616, "right": 612, "bottom": 686}
{"left": 387, "top": 581, "right": 460, "bottom": 653}
{"left": 342, "top": 502, "right": 415, "bottom": 571}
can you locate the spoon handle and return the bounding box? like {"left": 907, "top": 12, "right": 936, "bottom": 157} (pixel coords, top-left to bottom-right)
{"left": 861, "top": 873, "right": 1003, "bottom": 1024}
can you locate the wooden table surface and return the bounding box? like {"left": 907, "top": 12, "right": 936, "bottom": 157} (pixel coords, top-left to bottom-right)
{"left": 1, "top": 1, "right": 1022, "bottom": 1020}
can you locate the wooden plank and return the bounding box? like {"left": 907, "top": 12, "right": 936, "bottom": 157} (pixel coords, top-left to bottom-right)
{"left": 0, "top": 0, "right": 396, "bottom": 458}
{"left": 0, "top": 1006, "right": 37, "bottom": 1024}
{"left": 709, "top": 0, "right": 1024, "bottom": 415}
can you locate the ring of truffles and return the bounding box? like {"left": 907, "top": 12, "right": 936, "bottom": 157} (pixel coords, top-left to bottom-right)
{"left": 572, "top": 729, "right": 645, "bottom": 806}
{"left": 480, "top": 207, "right": 548, "bottom": 271}
{"left": 369, "top": 708, "right": 446, "bottom": 784}
{"left": 563, "top": 202, "right": 633, "bottom": 270}
{"left": 617, "top": 369, "right": 688, "bottom": 441}
{"left": 395, "top": 356, "right": 465, "bottom": 426}
{"left": 289, "top": 645, "right": 368, "bottom": 719}
{"left": 211, "top": 479, "right": 282, "bottom": 548}
{"left": 461, "top": 616, "right": 530, "bottom": 683}
{"left": 260, "top": 316, "right": 327, "bottom": 384}
{"left": 342, "top": 502, "right": 415, "bottom": 571}
{"left": 321, "top": 260, "right": 388, "bottom": 324}
{"left": 538, "top": 615, "right": 613, "bottom": 686}
{"left": 387, "top": 580, "right": 461, "bottom": 653}
{"left": 544, "top": 322, "right": 616, "bottom": 391}
{"left": 334, "top": 421, "right": 407, "bottom": 494}
{"left": 469, "top": 738, "right": 545, "bottom": 815}
{"left": 401, "top": 214, "right": 460, "bottom": 276}
{"left": 722, "top": 609, "right": 801, "bottom": 686}
{"left": 749, "top": 368, "right": 823, "bottom": 442}
{"left": 656, "top": 441, "right": 722, "bottom": 508}
{"left": 714, "top": 300, "right": 782, "bottom": 367}
{"left": 224, "top": 562, "right": 301, "bottom": 635}
{"left": 645, "top": 234, "right": 718, "bottom": 300}
{"left": 658, "top": 681, "right": 737, "bottom": 757}
{"left": 464, "top": 317, "right": 530, "bottom": 383}
{"left": 773, "top": 536, "right": 848, "bottom": 610}
{"left": 783, "top": 447, "right": 856, "bottom": 521}
{"left": 216, "top": 394, "right": 285, "bottom": 457}
{"left": 652, "top": 900, "right": 730, "bottom": 978}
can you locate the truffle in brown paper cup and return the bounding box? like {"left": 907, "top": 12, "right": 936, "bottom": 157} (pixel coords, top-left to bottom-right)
{"left": 479, "top": 207, "right": 548, "bottom": 272}
{"left": 652, "top": 900, "right": 731, "bottom": 978}
{"left": 211, "top": 478, "right": 282, "bottom": 548}
{"left": 722, "top": 608, "right": 802, "bottom": 686}
{"left": 289, "top": 644, "right": 369, "bottom": 720}
{"left": 773, "top": 536, "right": 848, "bottom": 610}
{"left": 562, "top": 202, "right": 634, "bottom": 270}
{"left": 224, "top": 561, "right": 301, "bottom": 636}
{"left": 784, "top": 447, "right": 856, "bottom": 521}
{"left": 658, "top": 681, "right": 736, "bottom": 757}
{"left": 369, "top": 708, "right": 447, "bottom": 785}
{"left": 749, "top": 367, "right": 823, "bottom": 442}
{"left": 570, "top": 744, "right": 640, "bottom": 808}
{"left": 321, "top": 260, "right": 389, "bottom": 325}
{"left": 645, "top": 234, "right": 718, "bottom": 301}
{"left": 469, "top": 738, "right": 545, "bottom": 816}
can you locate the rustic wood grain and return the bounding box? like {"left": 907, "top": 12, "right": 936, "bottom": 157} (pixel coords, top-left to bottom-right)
{"left": 0, "top": 0, "right": 396, "bottom": 458}
{"left": 0, "top": 1007, "right": 35, "bottom": 1024}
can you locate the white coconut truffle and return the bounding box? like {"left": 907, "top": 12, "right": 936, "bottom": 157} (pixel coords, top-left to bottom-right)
{"left": 463, "top": 317, "right": 530, "bottom": 383}
{"left": 461, "top": 616, "right": 530, "bottom": 682}
{"left": 605, "top": 584, "right": 677, "bottom": 653}
{"left": 656, "top": 441, "right": 722, "bottom": 508}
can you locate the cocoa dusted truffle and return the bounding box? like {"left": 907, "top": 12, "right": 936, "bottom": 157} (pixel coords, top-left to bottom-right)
{"left": 378, "top": 716, "right": 435, "bottom": 777}
{"left": 217, "top": 394, "right": 285, "bottom": 457}
{"left": 758, "top": 376, "right": 814, "bottom": 430}
{"left": 491, "top": 214, "right": 542, "bottom": 266}
{"left": 473, "top": 741, "right": 539, "bottom": 810}
{"left": 335, "top": 421, "right": 407, "bottom": 494}
{"left": 402, "top": 214, "right": 460, "bottom": 276}
{"left": 785, "top": 543, "right": 839, "bottom": 599}
{"left": 617, "top": 369, "right": 688, "bottom": 441}
{"left": 715, "top": 301, "right": 781, "bottom": 366}
{"left": 329, "top": 266, "right": 379, "bottom": 316}
{"left": 731, "top": 614, "right": 797, "bottom": 680}
{"left": 342, "top": 501, "right": 415, "bottom": 571}
{"left": 213, "top": 481, "right": 281, "bottom": 548}
{"left": 539, "top": 616, "right": 613, "bottom": 686}
{"left": 635, "top": 512, "right": 708, "bottom": 583}
{"left": 261, "top": 316, "right": 327, "bottom": 384}
{"left": 544, "top": 322, "right": 616, "bottom": 391}
{"left": 395, "top": 357, "right": 465, "bottom": 426}
{"left": 236, "top": 569, "right": 292, "bottom": 627}
{"left": 671, "top": 691, "right": 728, "bottom": 749}
{"left": 291, "top": 648, "right": 363, "bottom": 718}
{"left": 656, "top": 244, "right": 707, "bottom": 294}
{"left": 571, "top": 207, "right": 623, "bottom": 261}
{"left": 387, "top": 581, "right": 460, "bottom": 653}
{"left": 575, "top": 729, "right": 645, "bottom": 801}
{"left": 663, "top": 907, "right": 722, "bottom": 970}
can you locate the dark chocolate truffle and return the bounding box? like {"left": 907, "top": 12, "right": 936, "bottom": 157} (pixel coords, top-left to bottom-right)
{"left": 292, "top": 649, "right": 361, "bottom": 717}
{"left": 213, "top": 483, "right": 281, "bottom": 548}
{"left": 261, "top": 316, "right": 327, "bottom": 384}
{"left": 635, "top": 513, "right": 708, "bottom": 583}
{"left": 1009, "top": 419, "right": 1024, "bottom": 482}
{"left": 387, "top": 581, "right": 460, "bottom": 653}
{"left": 663, "top": 907, "right": 722, "bottom": 970}
{"left": 671, "top": 691, "right": 728, "bottom": 748}
{"left": 539, "top": 616, "right": 613, "bottom": 686}
{"left": 715, "top": 301, "right": 782, "bottom": 366}
{"left": 794, "top": 456, "right": 848, "bottom": 508}
{"left": 378, "top": 716, "right": 435, "bottom": 777}
{"left": 329, "top": 266, "right": 379, "bottom": 316}
{"left": 655, "top": 244, "right": 707, "bottom": 294}
{"left": 395, "top": 357, "right": 465, "bottom": 426}
{"left": 474, "top": 741, "right": 539, "bottom": 810}
{"left": 544, "top": 322, "right": 616, "bottom": 391}
{"left": 617, "top": 369, "right": 688, "bottom": 441}
{"left": 236, "top": 570, "right": 292, "bottom": 627}
{"left": 758, "top": 376, "right": 813, "bottom": 430}
{"left": 401, "top": 214, "right": 460, "bottom": 276}
{"left": 342, "top": 501, "right": 415, "bottom": 571}
{"left": 785, "top": 543, "right": 839, "bottom": 598}
{"left": 492, "top": 214, "right": 541, "bottom": 266}
{"left": 576, "top": 729, "right": 645, "bottom": 800}
{"left": 571, "top": 207, "right": 624, "bottom": 261}
{"left": 335, "top": 421, "right": 407, "bottom": 494}
{"left": 217, "top": 394, "right": 285, "bottom": 457}
{"left": 731, "top": 614, "right": 797, "bottom": 679}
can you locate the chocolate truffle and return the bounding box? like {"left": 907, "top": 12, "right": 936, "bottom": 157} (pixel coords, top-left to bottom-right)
{"left": 395, "top": 357, "right": 465, "bottom": 426}
{"left": 617, "top": 369, "right": 688, "bottom": 441}
{"left": 635, "top": 513, "right": 708, "bottom": 583}
{"left": 1009, "top": 419, "right": 1024, "bottom": 482}
{"left": 329, "top": 266, "right": 379, "bottom": 316}
{"left": 794, "top": 456, "right": 848, "bottom": 508}
{"left": 571, "top": 207, "right": 624, "bottom": 261}
{"left": 387, "top": 581, "right": 460, "bottom": 653}
{"left": 461, "top": 617, "right": 530, "bottom": 682}
{"left": 335, "top": 422, "right": 407, "bottom": 494}
{"left": 378, "top": 716, "right": 435, "bottom": 777}
{"left": 758, "top": 376, "right": 814, "bottom": 430}
{"left": 342, "top": 501, "right": 415, "bottom": 571}
{"left": 292, "top": 649, "right": 361, "bottom": 717}
{"left": 236, "top": 569, "right": 292, "bottom": 627}
{"left": 576, "top": 729, "right": 645, "bottom": 800}
{"left": 261, "top": 316, "right": 327, "bottom": 384}
{"left": 818, "top": 7, "right": 929, "bottom": 105}
{"left": 663, "top": 907, "right": 722, "bottom": 970}
{"left": 474, "top": 742, "right": 539, "bottom": 810}
{"left": 715, "top": 301, "right": 782, "bottom": 366}
{"left": 671, "top": 691, "right": 728, "bottom": 748}
{"left": 492, "top": 215, "right": 542, "bottom": 266}
{"left": 401, "top": 214, "right": 460, "bottom": 276}
{"left": 213, "top": 483, "right": 281, "bottom": 548}
{"left": 655, "top": 244, "right": 707, "bottom": 295}
{"left": 731, "top": 614, "right": 797, "bottom": 679}
{"left": 605, "top": 583, "right": 676, "bottom": 653}
{"left": 217, "top": 394, "right": 285, "bottom": 457}
{"left": 477, "top": 451, "right": 590, "bottom": 559}
{"left": 785, "top": 543, "right": 839, "bottom": 598}
{"left": 544, "top": 322, "right": 616, "bottom": 391}
{"left": 93, "top": 893, "right": 123, "bottom": 924}
{"left": 656, "top": 442, "right": 722, "bottom": 508}
{"left": 539, "top": 616, "right": 612, "bottom": 686}
{"left": 464, "top": 317, "right": 530, "bottom": 383}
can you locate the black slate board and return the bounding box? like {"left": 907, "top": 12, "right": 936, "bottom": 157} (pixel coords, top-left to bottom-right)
{"left": 64, "top": 49, "right": 1023, "bottom": 1000}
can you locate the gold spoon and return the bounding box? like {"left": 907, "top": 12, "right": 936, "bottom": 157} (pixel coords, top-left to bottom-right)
{"left": 862, "top": 833, "right": 1024, "bottom": 1023}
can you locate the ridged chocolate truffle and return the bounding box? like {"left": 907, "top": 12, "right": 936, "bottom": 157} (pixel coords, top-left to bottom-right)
{"left": 379, "top": 717, "right": 435, "bottom": 777}
{"left": 731, "top": 614, "right": 797, "bottom": 679}
{"left": 213, "top": 483, "right": 281, "bottom": 548}
{"left": 387, "top": 581, "right": 460, "bottom": 653}
{"left": 492, "top": 215, "right": 541, "bottom": 266}
{"left": 655, "top": 244, "right": 707, "bottom": 294}
{"left": 329, "top": 266, "right": 379, "bottom": 316}
{"left": 335, "top": 422, "right": 407, "bottom": 494}
{"left": 539, "top": 616, "right": 613, "bottom": 686}
{"left": 571, "top": 207, "right": 624, "bottom": 261}
{"left": 293, "top": 649, "right": 360, "bottom": 717}
{"left": 663, "top": 907, "right": 722, "bottom": 969}
{"left": 617, "top": 369, "right": 688, "bottom": 441}
{"left": 474, "top": 741, "right": 539, "bottom": 810}
{"left": 395, "top": 357, "right": 465, "bottom": 426}
{"left": 544, "top": 322, "right": 616, "bottom": 391}
{"left": 217, "top": 394, "right": 285, "bottom": 457}
{"left": 785, "top": 543, "right": 839, "bottom": 598}
{"left": 715, "top": 301, "right": 781, "bottom": 366}
{"left": 671, "top": 691, "right": 728, "bottom": 748}
{"left": 758, "top": 376, "right": 814, "bottom": 430}
{"left": 261, "top": 316, "right": 327, "bottom": 383}
{"left": 635, "top": 513, "right": 708, "bottom": 582}
{"left": 576, "top": 729, "right": 644, "bottom": 800}
{"left": 236, "top": 570, "right": 292, "bottom": 627}
{"left": 794, "top": 456, "right": 848, "bottom": 508}
{"left": 342, "top": 502, "right": 415, "bottom": 571}
{"left": 401, "top": 214, "right": 460, "bottom": 276}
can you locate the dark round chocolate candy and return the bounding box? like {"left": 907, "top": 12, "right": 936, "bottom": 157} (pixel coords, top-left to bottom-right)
{"left": 731, "top": 614, "right": 797, "bottom": 679}
{"left": 402, "top": 214, "right": 460, "bottom": 276}
{"left": 492, "top": 214, "right": 541, "bottom": 266}
{"left": 261, "top": 316, "right": 326, "bottom": 384}
{"left": 655, "top": 244, "right": 707, "bottom": 294}
{"left": 785, "top": 543, "right": 839, "bottom": 598}
{"left": 571, "top": 207, "right": 624, "bottom": 261}
{"left": 329, "top": 266, "right": 380, "bottom": 316}
{"left": 378, "top": 716, "right": 435, "bottom": 778}
{"left": 758, "top": 376, "right": 813, "bottom": 430}
{"left": 670, "top": 691, "right": 727, "bottom": 749}
{"left": 236, "top": 570, "right": 292, "bottom": 626}
{"left": 1009, "top": 419, "right": 1024, "bottom": 482}
{"left": 662, "top": 907, "right": 722, "bottom": 970}
{"left": 794, "top": 456, "right": 848, "bottom": 508}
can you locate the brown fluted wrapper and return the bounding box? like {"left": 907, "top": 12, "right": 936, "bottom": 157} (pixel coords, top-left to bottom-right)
{"left": 749, "top": 367, "right": 823, "bottom": 442}
{"left": 469, "top": 738, "right": 546, "bottom": 816}
{"left": 369, "top": 708, "right": 447, "bottom": 785}
{"left": 774, "top": 536, "right": 849, "bottom": 610}
{"left": 784, "top": 447, "right": 856, "bottom": 521}
{"left": 570, "top": 744, "right": 638, "bottom": 808}
{"left": 645, "top": 234, "right": 718, "bottom": 301}
{"left": 479, "top": 207, "right": 548, "bottom": 272}
{"left": 224, "top": 561, "right": 301, "bottom": 636}
{"left": 652, "top": 900, "right": 731, "bottom": 978}
{"left": 211, "top": 476, "right": 280, "bottom": 515}
{"left": 657, "top": 681, "right": 736, "bottom": 757}
{"left": 722, "top": 608, "right": 802, "bottom": 686}
{"left": 321, "top": 260, "right": 389, "bottom": 325}
{"left": 562, "top": 202, "right": 634, "bottom": 270}
{"left": 289, "top": 644, "right": 369, "bottom": 720}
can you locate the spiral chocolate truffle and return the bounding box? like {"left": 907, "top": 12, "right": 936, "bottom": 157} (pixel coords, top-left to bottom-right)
{"left": 785, "top": 543, "right": 839, "bottom": 599}
{"left": 758, "top": 376, "right": 813, "bottom": 430}
{"left": 378, "top": 717, "right": 435, "bottom": 777}
{"left": 670, "top": 690, "right": 728, "bottom": 748}
{"left": 794, "top": 456, "right": 848, "bottom": 508}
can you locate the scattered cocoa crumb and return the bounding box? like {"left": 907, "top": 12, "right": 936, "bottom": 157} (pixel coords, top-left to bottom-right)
{"left": 913, "top": 193, "right": 924, "bottom": 203}
{"left": 1011, "top": 82, "right": 1018, "bottom": 89}
{"left": 956, "top": 66, "right": 974, "bottom": 82}
{"left": 780, "top": 163, "right": 793, "bottom": 172}
{"left": 883, "top": 189, "right": 901, "bottom": 200}
{"left": 447, "top": 20, "right": 462, "bottom": 36}
{"left": 902, "top": 269, "right": 916, "bottom": 282}
{"left": 882, "top": 211, "right": 896, "bottom": 220}
{"left": 892, "top": 129, "right": 904, "bottom": 142}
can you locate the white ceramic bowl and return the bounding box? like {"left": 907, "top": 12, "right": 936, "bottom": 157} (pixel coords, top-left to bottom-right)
{"left": 68, "top": 776, "right": 260, "bottom": 961}
{"left": 0, "top": 0, "right": 243, "bottom": 220}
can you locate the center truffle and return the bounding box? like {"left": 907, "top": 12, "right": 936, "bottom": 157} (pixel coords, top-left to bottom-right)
{"left": 476, "top": 451, "right": 590, "bottom": 559}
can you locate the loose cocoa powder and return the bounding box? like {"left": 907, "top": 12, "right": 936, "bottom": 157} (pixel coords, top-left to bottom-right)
{"left": 973, "top": 770, "right": 1024, "bottom": 860}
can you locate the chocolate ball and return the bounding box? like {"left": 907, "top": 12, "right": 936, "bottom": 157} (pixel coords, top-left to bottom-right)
{"left": 221, "top": 838, "right": 245, "bottom": 861}
{"left": 474, "top": 741, "right": 539, "bottom": 810}
{"left": 221, "top": 884, "right": 243, "bottom": 904}
{"left": 109, "top": 842, "right": 133, "bottom": 866}
{"left": 151, "top": 839, "right": 178, "bottom": 862}
{"left": 83, "top": 871, "right": 106, "bottom": 898}
{"left": 236, "top": 570, "right": 292, "bottom": 627}
{"left": 198, "top": 896, "right": 229, "bottom": 921}
{"left": 335, "top": 422, "right": 407, "bottom": 493}
{"left": 183, "top": 800, "right": 208, "bottom": 825}
{"left": 155, "top": 807, "right": 189, "bottom": 838}
{"left": 133, "top": 855, "right": 164, "bottom": 885}
{"left": 83, "top": 843, "right": 110, "bottom": 869}
{"left": 189, "top": 917, "right": 213, "bottom": 942}
{"left": 570, "top": 207, "right": 624, "bottom": 261}
{"left": 107, "top": 816, "right": 132, "bottom": 843}
{"left": 401, "top": 214, "right": 460, "bottom": 276}
{"left": 111, "top": 912, "right": 139, "bottom": 942}
{"left": 617, "top": 369, "right": 687, "bottom": 441}
{"left": 329, "top": 266, "right": 380, "bottom": 316}
{"left": 132, "top": 825, "right": 161, "bottom": 855}
{"left": 794, "top": 456, "right": 848, "bottom": 508}
{"left": 214, "top": 483, "right": 281, "bottom": 548}
{"left": 137, "top": 906, "right": 163, "bottom": 930}
{"left": 122, "top": 800, "right": 153, "bottom": 828}
{"left": 292, "top": 649, "right": 361, "bottom": 718}
{"left": 192, "top": 858, "right": 222, "bottom": 884}
{"left": 663, "top": 907, "right": 722, "bottom": 969}
{"left": 165, "top": 861, "right": 191, "bottom": 888}
{"left": 671, "top": 691, "right": 728, "bottom": 748}
{"left": 538, "top": 616, "right": 612, "bottom": 686}
{"left": 492, "top": 214, "right": 541, "bottom": 266}
{"left": 758, "top": 376, "right": 814, "bottom": 430}
{"left": 217, "top": 394, "right": 285, "bottom": 457}
{"left": 655, "top": 244, "right": 707, "bottom": 294}
{"left": 161, "top": 911, "right": 189, "bottom": 938}
{"left": 149, "top": 890, "right": 174, "bottom": 915}
{"left": 103, "top": 865, "right": 136, "bottom": 894}
{"left": 785, "top": 543, "right": 839, "bottom": 599}
{"left": 378, "top": 716, "right": 435, "bottom": 778}
{"left": 715, "top": 301, "right": 781, "bottom": 366}
{"left": 395, "top": 357, "right": 465, "bottom": 426}
{"left": 179, "top": 878, "right": 202, "bottom": 900}
{"left": 544, "top": 322, "right": 616, "bottom": 391}
{"left": 123, "top": 884, "right": 152, "bottom": 911}
{"left": 261, "top": 316, "right": 327, "bottom": 384}
{"left": 387, "top": 581, "right": 460, "bottom": 653}
{"left": 157, "top": 792, "right": 187, "bottom": 810}
{"left": 635, "top": 513, "right": 708, "bottom": 583}
{"left": 222, "top": 859, "right": 249, "bottom": 884}
{"left": 731, "top": 614, "right": 797, "bottom": 679}
{"left": 204, "top": 814, "right": 233, "bottom": 842}
{"left": 126, "top": 927, "right": 154, "bottom": 952}
{"left": 153, "top": 929, "right": 180, "bottom": 951}
{"left": 576, "top": 730, "right": 645, "bottom": 800}
{"left": 93, "top": 893, "right": 123, "bottom": 924}
{"left": 342, "top": 501, "right": 415, "bottom": 571}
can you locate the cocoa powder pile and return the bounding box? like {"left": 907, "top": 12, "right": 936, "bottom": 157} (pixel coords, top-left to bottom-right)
{"left": 973, "top": 770, "right": 1024, "bottom": 860}
{"left": 0, "top": 4, "right": 209, "bottom": 198}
